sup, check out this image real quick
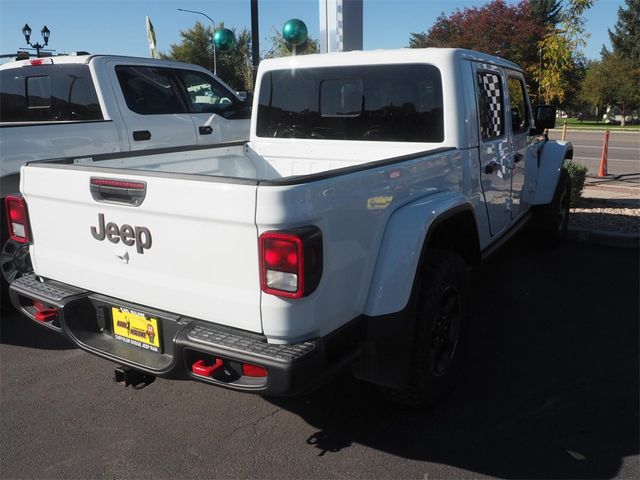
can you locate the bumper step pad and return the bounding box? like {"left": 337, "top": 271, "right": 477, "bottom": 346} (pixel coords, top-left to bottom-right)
{"left": 187, "top": 324, "right": 319, "bottom": 363}
{"left": 11, "top": 274, "right": 88, "bottom": 305}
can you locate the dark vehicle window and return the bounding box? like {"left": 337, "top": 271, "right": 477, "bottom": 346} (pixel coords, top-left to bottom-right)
{"left": 177, "top": 70, "right": 233, "bottom": 113}
{"left": 507, "top": 76, "right": 530, "bottom": 134}
{"left": 116, "top": 66, "right": 186, "bottom": 115}
{"left": 320, "top": 78, "right": 362, "bottom": 117}
{"left": 0, "top": 64, "right": 103, "bottom": 122}
{"left": 257, "top": 64, "right": 443, "bottom": 142}
{"left": 477, "top": 71, "right": 505, "bottom": 140}
{"left": 26, "top": 76, "right": 51, "bottom": 107}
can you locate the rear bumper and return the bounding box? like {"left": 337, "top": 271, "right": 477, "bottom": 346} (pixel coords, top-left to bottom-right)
{"left": 9, "top": 274, "right": 360, "bottom": 395}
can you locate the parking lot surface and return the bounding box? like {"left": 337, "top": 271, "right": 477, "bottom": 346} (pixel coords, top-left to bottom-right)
{"left": 1, "top": 238, "right": 638, "bottom": 479}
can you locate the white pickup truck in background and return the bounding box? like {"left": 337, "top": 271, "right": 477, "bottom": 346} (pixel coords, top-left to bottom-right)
{"left": 7, "top": 48, "right": 572, "bottom": 407}
{"left": 0, "top": 54, "right": 250, "bottom": 289}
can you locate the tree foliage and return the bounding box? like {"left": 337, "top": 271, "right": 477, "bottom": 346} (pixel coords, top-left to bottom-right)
{"left": 161, "top": 21, "right": 253, "bottom": 91}
{"left": 608, "top": 0, "right": 640, "bottom": 66}
{"left": 263, "top": 28, "right": 320, "bottom": 59}
{"left": 528, "top": 0, "right": 563, "bottom": 26}
{"left": 536, "top": 0, "right": 593, "bottom": 104}
{"left": 408, "top": 1, "right": 546, "bottom": 96}
{"left": 581, "top": 53, "right": 640, "bottom": 125}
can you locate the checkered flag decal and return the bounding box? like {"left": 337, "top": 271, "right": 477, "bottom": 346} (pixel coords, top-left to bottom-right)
{"left": 478, "top": 73, "right": 503, "bottom": 139}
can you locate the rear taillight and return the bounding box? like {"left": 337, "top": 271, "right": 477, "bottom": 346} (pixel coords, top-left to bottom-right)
{"left": 259, "top": 227, "right": 322, "bottom": 299}
{"left": 5, "top": 195, "right": 31, "bottom": 243}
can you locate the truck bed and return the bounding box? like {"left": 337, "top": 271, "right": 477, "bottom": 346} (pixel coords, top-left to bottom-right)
{"left": 69, "top": 141, "right": 440, "bottom": 182}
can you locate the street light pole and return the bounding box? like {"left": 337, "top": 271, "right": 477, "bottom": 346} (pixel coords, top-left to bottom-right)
{"left": 22, "top": 24, "right": 50, "bottom": 58}
{"left": 250, "top": 0, "right": 260, "bottom": 86}
{"left": 177, "top": 8, "right": 217, "bottom": 75}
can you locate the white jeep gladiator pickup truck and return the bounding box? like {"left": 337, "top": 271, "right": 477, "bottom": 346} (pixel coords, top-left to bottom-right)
{"left": 6, "top": 48, "right": 571, "bottom": 406}
{"left": 0, "top": 54, "right": 250, "bottom": 290}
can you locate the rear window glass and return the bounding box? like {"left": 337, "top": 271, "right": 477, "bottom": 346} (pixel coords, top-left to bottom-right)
{"left": 0, "top": 64, "right": 103, "bottom": 122}
{"left": 257, "top": 64, "right": 443, "bottom": 142}
{"left": 26, "top": 76, "right": 51, "bottom": 107}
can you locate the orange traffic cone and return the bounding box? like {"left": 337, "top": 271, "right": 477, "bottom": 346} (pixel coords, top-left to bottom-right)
{"left": 598, "top": 130, "right": 610, "bottom": 177}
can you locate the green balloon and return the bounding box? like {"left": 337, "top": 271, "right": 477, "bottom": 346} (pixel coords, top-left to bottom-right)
{"left": 213, "top": 28, "right": 236, "bottom": 52}
{"left": 282, "top": 18, "right": 308, "bottom": 46}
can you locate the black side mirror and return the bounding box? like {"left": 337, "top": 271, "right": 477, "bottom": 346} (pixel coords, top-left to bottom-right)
{"left": 534, "top": 105, "right": 557, "bottom": 129}
{"left": 528, "top": 105, "right": 557, "bottom": 136}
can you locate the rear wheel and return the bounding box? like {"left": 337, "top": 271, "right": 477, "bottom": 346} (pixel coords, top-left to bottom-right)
{"left": 1, "top": 239, "right": 32, "bottom": 310}
{"left": 380, "top": 249, "right": 469, "bottom": 408}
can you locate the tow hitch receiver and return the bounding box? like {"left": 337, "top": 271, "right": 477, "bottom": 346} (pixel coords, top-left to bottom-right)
{"left": 114, "top": 366, "right": 155, "bottom": 388}
{"left": 191, "top": 358, "right": 223, "bottom": 377}
{"left": 33, "top": 301, "right": 58, "bottom": 323}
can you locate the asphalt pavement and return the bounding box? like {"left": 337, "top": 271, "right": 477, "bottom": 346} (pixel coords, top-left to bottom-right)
{"left": 548, "top": 129, "right": 639, "bottom": 176}
{"left": 1, "top": 236, "right": 638, "bottom": 479}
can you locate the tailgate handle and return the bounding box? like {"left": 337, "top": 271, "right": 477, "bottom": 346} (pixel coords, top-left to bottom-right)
{"left": 90, "top": 178, "right": 147, "bottom": 207}
{"left": 199, "top": 126, "right": 213, "bottom": 135}
{"left": 133, "top": 130, "right": 151, "bottom": 141}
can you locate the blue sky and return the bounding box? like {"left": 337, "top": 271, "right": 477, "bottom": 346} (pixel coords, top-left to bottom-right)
{"left": 0, "top": 0, "right": 625, "bottom": 62}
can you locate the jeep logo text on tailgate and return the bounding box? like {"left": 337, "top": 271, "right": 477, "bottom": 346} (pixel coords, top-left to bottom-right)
{"left": 91, "top": 213, "right": 152, "bottom": 254}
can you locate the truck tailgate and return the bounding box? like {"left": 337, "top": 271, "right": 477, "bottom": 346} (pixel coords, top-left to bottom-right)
{"left": 21, "top": 164, "right": 262, "bottom": 333}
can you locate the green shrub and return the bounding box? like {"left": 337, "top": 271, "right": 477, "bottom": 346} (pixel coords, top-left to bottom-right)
{"left": 564, "top": 159, "right": 588, "bottom": 206}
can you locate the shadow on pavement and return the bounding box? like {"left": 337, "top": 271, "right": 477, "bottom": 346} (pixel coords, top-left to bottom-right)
{"left": 269, "top": 238, "right": 639, "bottom": 479}
{"left": 1, "top": 305, "right": 74, "bottom": 350}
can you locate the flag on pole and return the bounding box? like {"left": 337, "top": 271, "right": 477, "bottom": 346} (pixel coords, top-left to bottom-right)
{"left": 146, "top": 16, "right": 158, "bottom": 59}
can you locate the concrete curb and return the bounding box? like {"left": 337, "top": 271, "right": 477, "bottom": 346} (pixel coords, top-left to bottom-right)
{"left": 568, "top": 227, "right": 640, "bottom": 249}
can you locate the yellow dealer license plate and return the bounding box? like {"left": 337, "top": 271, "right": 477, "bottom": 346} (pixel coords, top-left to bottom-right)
{"left": 112, "top": 307, "right": 161, "bottom": 353}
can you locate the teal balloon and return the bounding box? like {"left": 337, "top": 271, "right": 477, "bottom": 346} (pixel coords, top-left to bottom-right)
{"left": 282, "top": 19, "right": 308, "bottom": 46}
{"left": 213, "top": 28, "right": 236, "bottom": 52}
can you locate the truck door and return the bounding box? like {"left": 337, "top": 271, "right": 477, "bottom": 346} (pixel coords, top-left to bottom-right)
{"left": 474, "top": 65, "right": 512, "bottom": 236}
{"left": 174, "top": 69, "right": 250, "bottom": 144}
{"left": 111, "top": 64, "right": 198, "bottom": 150}
{"left": 506, "top": 73, "right": 535, "bottom": 220}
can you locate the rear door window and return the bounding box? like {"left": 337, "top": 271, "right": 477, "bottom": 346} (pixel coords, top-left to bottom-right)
{"left": 477, "top": 71, "right": 505, "bottom": 140}
{"left": 116, "top": 66, "right": 187, "bottom": 115}
{"left": 0, "top": 64, "right": 103, "bottom": 122}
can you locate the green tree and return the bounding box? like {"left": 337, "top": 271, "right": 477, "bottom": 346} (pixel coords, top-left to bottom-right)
{"left": 161, "top": 21, "right": 253, "bottom": 91}
{"left": 581, "top": 53, "right": 640, "bottom": 125}
{"left": 263, "top": 28, "right": 320, "bottom": 58}
{"left": 407, "top": 1, "right": 546, "bottom": 96}
{"left": 529, "top": 0, "right": 563, "bottom": 26}
{"left": 537, "top": 0, "right": 593, "bottom": 104}
{"left": 608, "top": 0, "right": 640, "bottom": 66}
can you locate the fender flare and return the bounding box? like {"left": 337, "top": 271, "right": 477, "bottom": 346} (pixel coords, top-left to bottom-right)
{"left": 531, "top": 140, "right": 573, "bottom": 206}
{"left": 363, "top": 190, "right": 476, "bottom": 317}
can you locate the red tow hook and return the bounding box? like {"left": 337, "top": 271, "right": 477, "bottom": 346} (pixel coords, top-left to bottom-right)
{"left": 191, "top": 358, "right": 223, "bottom": 377}
{"left": 35, "top": 309, "right": 58, "bottom": 322}
{"left": 33, "top": 301, "right": 58, "bottom": 323}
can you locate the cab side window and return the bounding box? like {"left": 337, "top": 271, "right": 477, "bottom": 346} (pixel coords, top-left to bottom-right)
{"left": 477, "top": 72, "right": 505, "bottom": 140}
{"left": 507, "top": 77, "right": 530, "bottom": 134}
{"left": 177, "top": 70, "right": 238, "bottom": 117}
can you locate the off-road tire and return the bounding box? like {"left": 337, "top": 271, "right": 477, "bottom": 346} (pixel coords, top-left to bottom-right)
{"left": 380, "top": 249, "right": 470, "bottom": 408}
{"left": 534, "top": 168, "right": 571, "bottom": 246}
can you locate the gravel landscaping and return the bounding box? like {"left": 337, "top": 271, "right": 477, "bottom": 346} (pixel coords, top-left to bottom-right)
{"left": 570, "top": 197, "right": 640, "bottom": 234}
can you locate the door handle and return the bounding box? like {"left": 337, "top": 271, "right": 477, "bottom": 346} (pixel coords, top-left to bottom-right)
{"left": 132, "top": 130, "right": 151, "bottom": 141}
{"left": 199, "top": 126, "right": 213, "bottom": 135}
{"left": 514, "top": 152, "right": 524, "bottom": 163}
{"left": 485, "top": 160, "right": 501, "bottom": 174}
